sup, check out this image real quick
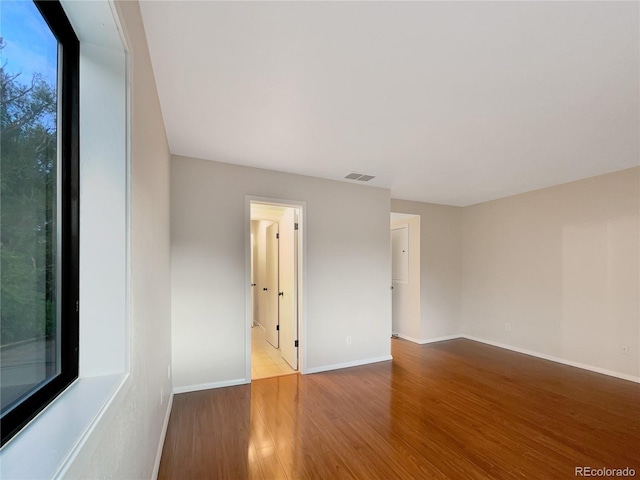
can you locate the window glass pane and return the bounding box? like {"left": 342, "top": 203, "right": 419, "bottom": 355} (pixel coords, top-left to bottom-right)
{"left": 1, "top": 1, "right": 60, "bottom": 413}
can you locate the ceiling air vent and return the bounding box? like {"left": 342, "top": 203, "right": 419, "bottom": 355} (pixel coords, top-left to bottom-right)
{"left": 344, "top": 173, "right": 376, "bottom": 182}
{"left": 345, "top": 173, "right": 362, "bottom": 180}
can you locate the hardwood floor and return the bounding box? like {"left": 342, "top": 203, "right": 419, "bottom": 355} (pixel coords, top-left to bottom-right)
{"left": 158, "top": 339, "right": 640, "bottom": 479}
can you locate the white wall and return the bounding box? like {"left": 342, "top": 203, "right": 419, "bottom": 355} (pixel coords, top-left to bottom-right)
{"left": 461, "top": 167, "right": 640, "bottom": 378}
{"left": 390, "top": 200, "right": 463, "bottom": 341}
{"left": 63, "top": 1, "right": 172, "bottom": 477}
{"left": 390, "top": 214, "right": 421, "bottom": 341}
{"left": 78, "top": 41, "right": 127, "bottom": 377}
{"left": 171, "top": 157, "right": 392, "bottom": 391}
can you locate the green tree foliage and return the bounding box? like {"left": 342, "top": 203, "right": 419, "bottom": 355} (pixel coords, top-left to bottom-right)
{"left": 1, "top": 45, "right": 58, "bottom": 345}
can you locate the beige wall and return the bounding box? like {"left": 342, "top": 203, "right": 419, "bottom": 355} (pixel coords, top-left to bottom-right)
{"left": 64, "top": 1, "right": 173, "bottom": 477}
{"left": 171, "top": 156, "right": 392, "bottom": 390}
{"left": 390, "top": 200, "right": 463, "bottom": 341}
{"left": 461, "top": 167, "right": 640, "bottom": 378}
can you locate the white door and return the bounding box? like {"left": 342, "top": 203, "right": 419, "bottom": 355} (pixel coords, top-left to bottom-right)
{"left": 258, "top": 223, "right": 268, "bottom": 328}
{"left": 251, "top": 232, "right": 257, "bottom": 326}
{"left": 279, "top": 209, "right": 298, "bottom": 369}
{"left": 391, "top": 226, "right": 409, "bottom": 333}
{"left": 266, "top": 223, "right": 279, "bottom": 348}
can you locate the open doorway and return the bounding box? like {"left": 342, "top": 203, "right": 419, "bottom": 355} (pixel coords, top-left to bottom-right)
{"left": 248, "top": 200, "right": 303, "bottom": 380}
{"left": 391, "top": 213, "right": 421, "bottom": 342}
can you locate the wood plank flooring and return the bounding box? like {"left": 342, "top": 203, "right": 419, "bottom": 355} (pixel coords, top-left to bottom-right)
{"left": 158, "top": 339, "right": 640, "bottom": 479}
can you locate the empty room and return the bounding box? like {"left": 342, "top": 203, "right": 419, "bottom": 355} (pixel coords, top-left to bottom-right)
{"left": 0, "top": 1, "right": 638, "bottom": 479}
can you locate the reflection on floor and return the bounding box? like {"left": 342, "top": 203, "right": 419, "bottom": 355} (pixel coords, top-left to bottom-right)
{"left": 251, "top": 325, "right": 297, "bottom": 380}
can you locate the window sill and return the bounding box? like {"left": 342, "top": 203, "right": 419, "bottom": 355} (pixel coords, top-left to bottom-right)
{"left": 0, "top": 373, "right": 127, "bottom": 479}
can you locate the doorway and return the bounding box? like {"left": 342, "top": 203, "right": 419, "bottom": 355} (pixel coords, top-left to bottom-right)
{"left": 247, "top": 199, "right": 304, "bottom": 380}
{"left": 391, "top": 213, "right": 421, "bottom": 342}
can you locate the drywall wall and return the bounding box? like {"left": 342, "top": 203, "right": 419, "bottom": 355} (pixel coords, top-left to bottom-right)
{"left": 390, "top": 200, "right": 463, "bottom": 341}
{"left": 390, "top": 214, "right": 421, "bottom": 341}
{"left": 62, "top": 1, "right": 172, "bottom": 477}
{"left": 461, "top": 167, "right": 640, "bottom": 378}
{"left": 171, "top": 157, "right": 392, "bottom": 391}
{"left": 77, "top": 41, "right": 127, "bottom": 377}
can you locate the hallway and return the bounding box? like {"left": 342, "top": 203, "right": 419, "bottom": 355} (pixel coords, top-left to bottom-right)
{"left": 251, "top": 326, "right": 296, "bottom": 380}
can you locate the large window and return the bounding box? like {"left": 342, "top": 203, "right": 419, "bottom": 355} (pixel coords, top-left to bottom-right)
{"left": 0, "top": 0, "right": 79, "bottom": 446}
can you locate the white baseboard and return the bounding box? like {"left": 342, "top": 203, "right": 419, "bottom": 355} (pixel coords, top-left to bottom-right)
{"left": 172, "top": 336, "right": 638, "bottom": 396}
{"left": 151, "top": 392, "right": 173, "bottom": 479}
{"left": 173, "top": 378, "right": 249, "bottom": 394}
{"left": 394, "top": 333, "right": 423, "bottom": 344}
{"left": 461, "top": 335, "right": 640, "bottom": 384}
{"left": 305, "top": 355, "right": 393, "bottom": 375}
{"left": 395, "top": 333, "right": 462, "bottom": 345}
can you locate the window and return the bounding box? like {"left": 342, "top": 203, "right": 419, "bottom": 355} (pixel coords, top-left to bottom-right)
{"left": 1, "top": 0, "right": 79, "bottom": 446}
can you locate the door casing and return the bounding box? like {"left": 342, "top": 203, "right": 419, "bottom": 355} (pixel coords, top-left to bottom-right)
{"left": 245, "top": 196, "right": 307, "bottom": 381}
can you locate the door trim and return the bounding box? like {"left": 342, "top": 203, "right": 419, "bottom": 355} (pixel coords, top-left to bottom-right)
{"left": 245, "top": 196, "right": 307, "bottom": 381}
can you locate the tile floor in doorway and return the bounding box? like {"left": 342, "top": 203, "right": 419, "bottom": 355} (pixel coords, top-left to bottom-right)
{"left": 251, "top": 325, "right": 297, "bottom": 379}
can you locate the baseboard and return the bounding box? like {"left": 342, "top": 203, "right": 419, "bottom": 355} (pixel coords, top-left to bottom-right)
{"left": 462, "top": 335, "right": 640, "bottom": 384}
{"left": 151, "top": 392, "right": 173, "bottom": 479}
{"left": 395, "top": 333, "right": 462, "bottom": 345}
{"left": 305, "top": 355, "right": 393, "bottom": 375}
{"left": 394, "top": 333, "right": 423, "bottom": 344}
{"left": 173, "top": 378, "right": 249, "bottom": 394}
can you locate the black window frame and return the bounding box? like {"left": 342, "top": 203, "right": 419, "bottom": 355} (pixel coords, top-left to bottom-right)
{"left": 1, "top": 0, "right": 79, "bottom": 447}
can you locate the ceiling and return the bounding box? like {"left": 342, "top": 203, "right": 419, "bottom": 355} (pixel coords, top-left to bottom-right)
{"left": 140, "top": 1, "right": 639, "bottom": 206}
{"left": 251, "top": 203, "right": 289, "bottom": 222}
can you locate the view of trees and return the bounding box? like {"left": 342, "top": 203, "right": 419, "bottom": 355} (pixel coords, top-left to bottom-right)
{"left": 1, "top": 40, "right": 58, "bottom": 345}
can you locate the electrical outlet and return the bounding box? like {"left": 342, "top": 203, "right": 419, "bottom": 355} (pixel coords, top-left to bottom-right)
{"left": 160, "top": 387, "right": 164, "bottom": 405}
{"left": 622, "top": 345, "right": 629, "bottom": 355}
{"left": 505, "top": 323, "right": 511, "bottom": 332}
{"left": 346, "top": 336, "right": 352, "bottom": 345}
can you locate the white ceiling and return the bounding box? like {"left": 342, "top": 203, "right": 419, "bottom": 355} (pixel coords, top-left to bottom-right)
{"left": 140, "top": 1, "right": 639, "bottom": 206}
{"left": 251, "top": 203, "right": 289, "bottom": 222}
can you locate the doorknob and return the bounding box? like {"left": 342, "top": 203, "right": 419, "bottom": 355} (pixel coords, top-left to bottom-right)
{"left": 278, "top": 292, "right": 284, "bottom": 297}
{"left": 251, "top": 283, "right": 256, "bottom": 287}
{"left": 263, "top": 288, "right": 268, "bottom": 291}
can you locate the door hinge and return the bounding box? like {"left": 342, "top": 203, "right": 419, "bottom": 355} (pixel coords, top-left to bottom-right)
{"left": 276, "top": 232, "right": 279, "bottom": 239}
{"left": 294, "top": 340, "right": 299, "bottom": 347}
{"left": 276, "top": 325, "right": 280, "bottom": 331}
{"left": 294, "top": 223, "right": 299, "bottom": 230}
{"left": 76, "top": 300, "right": 79, "bottom": 312}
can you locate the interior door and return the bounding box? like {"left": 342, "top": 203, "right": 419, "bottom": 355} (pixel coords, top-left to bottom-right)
{"left": 279, "top": 209, "right": 298, "bottom": 369}
{"left": 251, "top": 232, "right": 257, "bottom": 327}
{"left": 266, "top": 223, "right": 279, "bottom": 348}
{"left": 391, "top": 225, "right": 409, "bottom": 334}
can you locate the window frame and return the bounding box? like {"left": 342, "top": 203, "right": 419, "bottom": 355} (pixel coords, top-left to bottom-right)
{"left": 1, "top": 0, "right": 79, "bottom": 447}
